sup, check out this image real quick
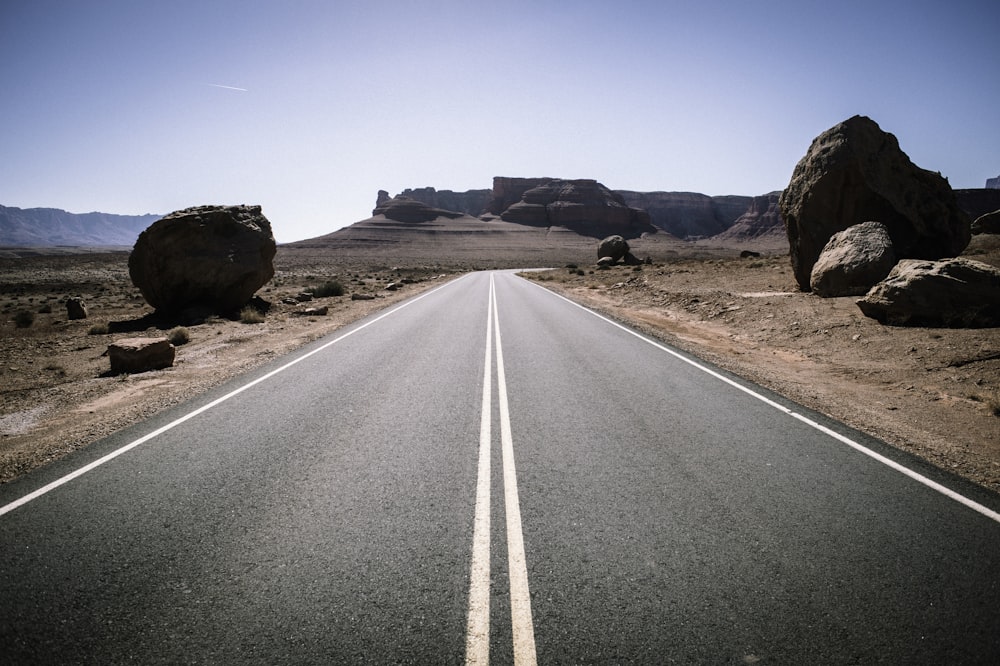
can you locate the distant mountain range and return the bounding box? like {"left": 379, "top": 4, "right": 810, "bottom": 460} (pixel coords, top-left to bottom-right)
{"left": 0, "top": 205, "right": 160, "bottom": 247}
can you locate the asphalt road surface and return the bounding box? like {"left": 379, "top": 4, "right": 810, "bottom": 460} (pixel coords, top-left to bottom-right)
{"left": 2, "top": 271, "right": 999, "bottom": 664}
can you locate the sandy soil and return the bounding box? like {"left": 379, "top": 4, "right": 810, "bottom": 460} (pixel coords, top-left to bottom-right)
{"left": 2, "top": 238, "right": 999, "bottom": 494}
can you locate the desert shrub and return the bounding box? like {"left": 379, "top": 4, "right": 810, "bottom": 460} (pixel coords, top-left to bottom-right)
{"left": 312, "top": 280, "right": 345, "bottom": 298}
{"left": 88, "top": 322, "right": 109, "bottom": 335}
{"left": 240, "top": 306, "right": 265, "bottom": 324}
{"left": 14, "top": 310, "right": 34, "bottom": 328}
{"left": 168, "top": 326, "right": 191, "bottom": 345}
{"left": 38, "top": 303, "right": 52, "bottom": 314}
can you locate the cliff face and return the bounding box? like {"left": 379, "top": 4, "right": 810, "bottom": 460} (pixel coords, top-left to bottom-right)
{"left": 0, "top": 205, "right": 160, "bottom": 246}
{"left": 379, "top": 187, "right": 492, "bottom": 217}
{"left": 616, "top": 191, "right": 752, "bottom": 239}
{"left": 490, "top": 177, "right": 555, "bottom": 215}
{"left": 711, "top": 192, "right": 784, "bottom": 242}
{"left": 376, "top": 178, "right": 789, "bottom": 243}
{"left": 499, "top": 179, "right": 655, "bottom": 238}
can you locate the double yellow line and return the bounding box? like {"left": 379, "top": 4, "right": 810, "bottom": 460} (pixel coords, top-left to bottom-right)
{"left": 466, "top": 273, "right": 537, "bottom": 665}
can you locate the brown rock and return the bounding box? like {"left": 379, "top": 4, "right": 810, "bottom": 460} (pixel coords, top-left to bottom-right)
{"left": 780, "top": 116, "right": 970, "bottom": 291}
{"left": 108, "top": 337, "right": 175, "bottom": 374}
{"left": 810, "top": 221, "right": 897, "bottom": 297}
{"left": 857, "top": 258, "right": 1000, "bottom": 327}
{"left": 128, "top": 205, "right": 276, "bottom": 314}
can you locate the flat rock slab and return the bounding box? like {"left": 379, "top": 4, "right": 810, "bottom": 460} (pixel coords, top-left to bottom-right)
{"left": 108, "top": 337, "right": 175, "bottom": 374}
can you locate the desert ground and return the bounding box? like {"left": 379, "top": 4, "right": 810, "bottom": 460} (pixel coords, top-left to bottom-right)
{"left": 1, "top": 235, "right": 998, "bottom": 494}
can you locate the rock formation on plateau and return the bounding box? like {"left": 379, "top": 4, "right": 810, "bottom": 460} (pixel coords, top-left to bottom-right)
{"left": 499, "top": 179, "right": 655, "bottom": 238}
{"left": 617, "top": 191, "right": 751, "bottom": 239}
{"left": 377, "top": 188, "right": 491, "bottom": 218}
{"left": 128, "top": 205, "right": 276, "bottom": 314}
{"left": 372, "top": 195, "right": 465, "bottom": 223}
{"left": 780, "top": 115, "right": 970, "bottom": 291}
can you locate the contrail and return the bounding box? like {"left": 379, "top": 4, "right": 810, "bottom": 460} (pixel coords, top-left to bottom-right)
{"left": 206, "top": 83, "right": 248, "bottom": 92}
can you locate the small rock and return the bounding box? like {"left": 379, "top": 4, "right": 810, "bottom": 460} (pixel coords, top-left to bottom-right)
{"left": 107, "top": 337, "right": 175, "bottom": 374}
{"left": 294, "top": 306, "right": 328, "bottom": 316}
{"left": 66, "top": 297, "right": 88, "bottom": 320}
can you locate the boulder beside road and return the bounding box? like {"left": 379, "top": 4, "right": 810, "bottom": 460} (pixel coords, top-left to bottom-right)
{"left": 857, "top": 258, "right": 1000, "bottom": 327}
{"left": 129, "top": 205, "right": 276, "bottom": 315}
{"left": 780, "top": 115, "right": 970, "bottom": 291}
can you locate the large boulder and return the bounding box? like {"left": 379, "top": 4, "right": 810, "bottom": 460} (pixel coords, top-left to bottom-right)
{"left": 108, "top": 337, "right": 175, "bottom": 374}
{"left": 597, "top": 235, "right": 629, "bottom": 262}
{"left": 129, "top": 205, "right": 276, "bottom": 314}
{"left": 856, "top": 258, "right": 1000, "bottom": 327}
{"left": 810, "top": 221, "right": 897, "bottom": 297}
{"left": 780, "top": 116, "right": 971, "bottom": 291}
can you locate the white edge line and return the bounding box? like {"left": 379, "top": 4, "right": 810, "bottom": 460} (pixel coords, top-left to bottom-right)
{"left": 523, "top": 277, "right": 1000, "bottom": 526}
{"left": 465, "top": 274, "right": 493, "bottom": 665}
{"left": 0, "top": 275, "right": 470, "bottom": 518}
{"left": 493, "top": 274, "right": 539, "bottom": 665}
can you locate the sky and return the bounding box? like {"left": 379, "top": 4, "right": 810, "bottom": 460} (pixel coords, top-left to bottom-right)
{"left": 1, "top": 1, "right": 998, "bottom": 243}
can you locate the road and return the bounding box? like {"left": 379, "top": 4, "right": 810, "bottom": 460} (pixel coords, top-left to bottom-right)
{"left": 2, "top": 270, "right": 999, "bottom": 664}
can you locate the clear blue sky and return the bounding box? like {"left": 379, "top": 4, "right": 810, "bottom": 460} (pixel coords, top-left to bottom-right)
{"left": 2, "top": 1, "right": 997, "bottom": 242}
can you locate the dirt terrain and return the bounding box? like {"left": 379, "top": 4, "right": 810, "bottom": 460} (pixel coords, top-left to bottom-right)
{"left": 2, "top": 237, "right": 999, "bottom": 494}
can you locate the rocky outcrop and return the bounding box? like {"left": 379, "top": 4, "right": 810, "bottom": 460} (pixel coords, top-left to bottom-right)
{"left": 378, "top": 179, "right": 786, "bottom": 243}
{"left": 372, "top": 196, "right": 465, "bottom": 223}
{"left": 490, "top": 177, "right": 555, "bottom": 215}
{"left": 128, "top": 205, "right": 276, "bottom": 315}
{"left": 972, "top": 210, "right": 1000, "bottom": 235}
{"left": 857, "top": 258, "right": 1000, "bottom": 327}
{"left": 108, "top": 337, "right": 175, "bottom": 374}
{"left": 780, "top": 115, "right": 971, "bottom": 291}
{"left": 500, "top": 179, "right": 655, "bottom": 238}
{"left": 386, "top": 187, "right": 492, "bottom": 217}
{"left": 810, "top": 222, "right": 896, "bottom": 297}
{"left": 712, "top": 192, "right": 784, "bottom": 243}
{"left": 617, "top": 191, "right": 751, "bottom": 239}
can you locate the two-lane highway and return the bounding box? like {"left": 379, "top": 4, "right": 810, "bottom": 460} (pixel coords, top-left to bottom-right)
{"left": 2, "top": 271, "right": 999, "bottom": 664}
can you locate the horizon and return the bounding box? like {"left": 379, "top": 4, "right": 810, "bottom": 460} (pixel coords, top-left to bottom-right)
{"left": 2, "top": 1, "right": 998, "bottom": 243}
